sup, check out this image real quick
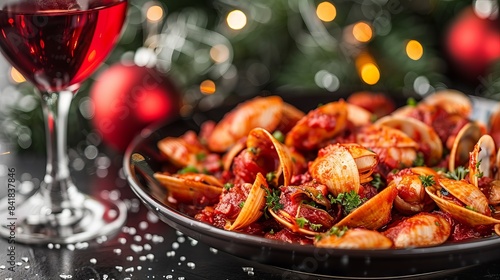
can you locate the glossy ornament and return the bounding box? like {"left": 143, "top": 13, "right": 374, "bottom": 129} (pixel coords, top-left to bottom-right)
{"left": 90, "top": 63, "right": 181, "bottom": 151}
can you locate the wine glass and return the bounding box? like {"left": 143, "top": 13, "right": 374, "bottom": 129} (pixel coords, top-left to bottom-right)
{"left": 0, "top": 0, "right": 128, "bottom": 244}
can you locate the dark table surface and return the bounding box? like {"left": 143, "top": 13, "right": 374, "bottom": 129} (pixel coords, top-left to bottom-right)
{"left": 1, "top": 150, "right": 500, "bottom": 280}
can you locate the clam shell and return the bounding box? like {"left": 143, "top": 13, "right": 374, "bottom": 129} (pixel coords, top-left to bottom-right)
{"left": 309, "top": 144, "right": 361, "bottom": 196}
{"left": 335, "top": 183, "right": 398, "bottom": 230}
{"left": 448, "top": 122, "right": 483, "bottom": 172}
{"left": 154, "top": 173, "right": 223, "bottom": 204}
{"left": 383, "top": 213, "right": 451, "bottom": 248}
{"left": 425, "top": 179, "right": 500, "bottom": 227}
{"left": 375, "top": 116, "right": 442, "bottom": 165}
{"left": 247, "top": 127, "right": 294, "bottom": 187}
{"left": 346, "top": 103, "right": 373, "bottom": 127}
{"left": 227, "top": 173, "right": 268, "bottom": 230}
{"left": 315, "top": 228, "right": 393, "bottom": 249}
{"left": 422, "top": 89, "right": 472, "bottom": 117}
{"left": 285, "top": 100, "right": 348, "bottom": 150}
{"left": 469, "top": 134, "right": 496, "bottom": 187}
{"left": 207, "top": 96, "right": 283, "bottom": 152}
{"left": 158, "top": 137, "right": 203, "bottom": 168}
{"left": 356, "top": 124, "right": 418, "bottom": 149}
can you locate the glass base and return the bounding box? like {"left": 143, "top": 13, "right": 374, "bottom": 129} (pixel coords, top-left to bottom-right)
{"left": 0, "top": 190, "right": 127, "bottom": 245}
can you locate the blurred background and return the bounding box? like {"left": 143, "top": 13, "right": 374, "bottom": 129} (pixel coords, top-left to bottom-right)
{"left": 1, "top": 0, "right": 500, "bottom": 159}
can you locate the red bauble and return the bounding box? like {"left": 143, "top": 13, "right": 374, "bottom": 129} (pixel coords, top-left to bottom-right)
{"left": 90, "top": 63, "right": 181, "bottom": 151}
{"left": 446, "top": 7, "right": 500, "bottom": 79}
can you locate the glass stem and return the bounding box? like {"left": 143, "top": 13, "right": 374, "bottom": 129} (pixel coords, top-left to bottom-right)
{"left": 40, "top": 90, "right": 81, "bottom": 215}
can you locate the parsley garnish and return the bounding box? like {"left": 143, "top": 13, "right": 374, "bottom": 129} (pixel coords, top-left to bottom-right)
{"left": 413, "top": 152, "right": 425, "bottom": 167}
{"left": 238, "top": 201, "right": 245, "bottom": 208}
{"left": 264, "top": 188, "right": 283, "bottom": 212}
{"left": 195, "top": 152, "right": 206, "bottom": 161}
{"left": 266, "top": 172, "right": 276, "bottom": 183}
{"left": 223, "top": 183, "right": 234, "bottom": 191}
{"left": 248, "top": 147, "right": 258, "bottom": 155}
{"left": 475, "top": 160, "right": 484, "bottom": 178}
{"left": 330, "top": 190, "right": 366, "bottom": 215}
{"left": 178, "top": 165, "right": 199, "bottom": 174}
{"left": 328, "top": 226, "right": 348, "bottom": 237}
{"left": 272, "top": 130, "right": 285, "bottom": 143}
{"left": 419, "top": 175, "right": 435, "bottom": 187}
{"left": 445, "top": 166, "right": 469, "bottom": 180}
{"left": 296, "top": 217, "right": 308, "bottom": 228}
{"left": 309, "top": 223, "right": 323, "bottom": 231}
{"left": 371, "top": 173, "right": 385, "bottom": 190}
{"left": 407, "top": 97, "right": 417, "bottom": 107}
{"left": 465, "top": 205, "right": 477, "bottom": 212}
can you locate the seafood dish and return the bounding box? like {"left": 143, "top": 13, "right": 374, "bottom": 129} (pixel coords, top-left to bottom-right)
{"left": 151, "top": 90, "right": 500, "bottom": 249}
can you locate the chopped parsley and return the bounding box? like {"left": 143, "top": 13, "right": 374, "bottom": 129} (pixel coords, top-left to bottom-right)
{"left": 223, "top": 183, "right": 234, "bottom": 191}
{"left": 445, "top": 166, "right": 469, "bottom": 181}
{"left": 178, "top": 165, "right": 199, "bottom": 174}
{"left": 330, "top": 190, "right": 366, "bottom": 215}
{"left": 475, "top": 160, "right": 484, "bottom": 178}
{"left": 419, "top": 175, "right": 435, "bottom": 187}
{"left": 296, "top": 217, "right": 308, "bottom": 228}
{"left": 371, "top": 173, "right": 386, "bottom": 190}
{"left": 272, "top": 130, "right": 285, "bottom": 143}
{"left": 195, "top": 152, "right": 206, "bottom": 161}
{"left": 248, "top": 146, "right": 258, "bottom": 155}
{"left": 264, "top": 188, "right": 283, "bottom": 212}
{"left": 407, "top": 97, "right": 417, "bottom": 107}
{"left": 328, "top": 226, "right": 348, "bottom": 237}
{"left": 238, "top": 201, "right": 245, "bottom": 208}
{"left": 465, "top": 205, "right": 477, "bottom": 212}
{"left": 266, "top": 172, "right": 276, "bottom": 183}
{"left": 413, "top": 152, "right": 425, "bottom": 167}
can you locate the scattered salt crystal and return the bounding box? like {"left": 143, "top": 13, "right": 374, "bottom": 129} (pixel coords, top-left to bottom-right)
{"left": 66, "top": 244, "right": 75, "bottom": 251}
{"left": 175, "top": 231, "right": 183, "bottom": 236}
{"left": 152, "top": 235, "right": 164, "bottom": 243}
{"left": 103, "top": 275, "right": 108, "bottom": 280}
{"left": 144, "top": 233, "right": 153, "bottom": 240}
{"left": 146, "top": 253, "right": 155, "bottom": 261}
{"left": 147, "top": 211, "right": 159, "bottom": 223}
{"left": 242, "top": 267, "right": 254, "bottom": 272}
{"left": 90, "top": 258, "right": 97, "bottom": 264}
{"left": 171, "top": 242, "right": 179, "bottom": 250}
{"left": 75, "top": 242, "right": 89, "bottom": 249}
{"left": 24, "top": 265, "right": 30, "bottom": 269}
{"left": 59, "top": 274, "right": 73, "bottom": 279}
{"left": 139, "top": 256, "right": 147, "bottom": 261}
{"left": 177, "top": 236, "right": 185, "bottom": 243}
{"left": 48, "top": 243, "right": 54, "bottom": 249}
{"left": 180, "top": 256, "right": 186, "bottom": 261}
{"left": 126, "top": 256, "right": 134, "bottom": 261}
{"left": 209, "top": 248, "right": 218, "bottom": 254}
{"left": 55, "top": 244, "right": 61, "bottom": 249}
{"left": 16, "top": 262, "right": 22, "bottom": 266}
{"left": 122, "top": 226, "right": 130, "bottom": 233}
{"left": 137, "top": 266, "right": 142, "bottom": 271}
{"left": 187, "top": 262, "right": 196, "bottom": 269}
{"left": 134, "top": 235, "right": 142, "bottom": 242}
{"left": 131, "top": 244, "right": 143, "bottom": 253}
{"left": 144, "top": 244, "right": 152, "bottom": 251}
{"left": 115, "top": 266, "right": 123, "bottom": 272}
{"left": 166, "top": 276, "right": 173, "bottom": 279}
{"left": 139, "top": 221, "right": 148, "bottom": 230}
{"left": 125, "top": 267, "right": 134, "bottom": 273}
{"left": 189, "top": 238, "right": 198, "bottom": 246}
{"left": 128, "top": 227, "right": 137, "bottom": 235}
{"left": 113, "top": 249, "right": 122, "bottom": 255}
{"left": 21, "top": 257, "right": 29, "bottom": 262}
{"left": 166, "top": 251, "right": 175, "bottom": 257}
{"left": 118, "top": 238, "right": 127, "bottom": 244}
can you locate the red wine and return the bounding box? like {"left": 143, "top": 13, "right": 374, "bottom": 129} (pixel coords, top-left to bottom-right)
{"left": 0, "top": 0, "right": 127, "bottom": 92}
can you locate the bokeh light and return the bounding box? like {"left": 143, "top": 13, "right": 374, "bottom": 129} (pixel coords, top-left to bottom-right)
{"left": 210, "top": 44, "right": 230, "bottom": 63}
{"left": 352, "top": 22, "right": 373, "bottom": 42}
{"left": 406, "top": 40, "right": 424, "bottom": 60}
{"left": 146, "top": 5, "right": 164, "bottom": 22}
{"left": 316, "top": 2, "right": 337, "bottom": 22}
{"left": 200, "top": 80, "right": 216, "bottom": 94}
{"left": 227, "top": 10, "right": 247, "bottom": 30}
{"left": 361, "top": 63, "right": 380, "bottom": 85}
{"left": 10, "top": 67, "right": 25, "bottom": 84}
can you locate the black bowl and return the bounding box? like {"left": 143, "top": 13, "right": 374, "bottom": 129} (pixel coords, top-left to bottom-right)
{"left": 124, "top": 92, "right": 500, "bottom": 278}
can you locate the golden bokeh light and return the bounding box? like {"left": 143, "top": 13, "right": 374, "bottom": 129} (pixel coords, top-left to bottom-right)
{"left": 10, "top": 67, "right": 25, "bottom": 83}
{"left": 200, "top": 80, "right": 216, "bottom": 94}
{"left": 360, "top": 63, "right": 380, "bottom": 85}
{"left": 227, "top": 10, "right": 247, "bottom": 30}
{"left": 406, "top": 40, "right": 424, "bottom": 60}
{"left": 146, "top": 5, "right": 164, "bottom": 22}
{"left": 210, "top": 44, "right": 230, "bottom": 63}
{"left": 352, "top": 22, "right": 373, "bottom": 43}
{"left": 316, "top": 2, "right": 336, "bottom": 22}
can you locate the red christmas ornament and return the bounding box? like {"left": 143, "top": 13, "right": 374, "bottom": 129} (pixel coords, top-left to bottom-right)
{"left": 90, "top": 63, "right": 181, "bottom": 151}
{"left": 446, "top": 7, "right": 500, "bottom": 79}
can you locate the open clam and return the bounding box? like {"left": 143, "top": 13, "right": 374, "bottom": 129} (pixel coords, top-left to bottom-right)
{"left": 207, "top": 95, "right": 284, "bottom": 152}
{"left": 469, "top": 134, "right": 497, "bottom": 187}
{"left": 375, "top": 116, "right": 442, "bottom": 166}
{"left": 285, "top": 100, "right": 348, "bottom": 150}
{"left": 246, "top": 127, "right": 295, "bottom": 187}
{"left": 448, "top": 122, "right": 484, "bottom": 172}
{"left": 158, "top": 136, "right": 206, "bottom": 168}
{"left": 391, "top": 167, "right": 437, "bottom": 215}
{"left": 335, "top": 183, "right": 398, "bottom": 230}
{"left": 315, "top": 228, "right": 393, "bottom": 249}
{"left": 154, "top": 172, "right": 223, "bottom": 205}
{"left": 421, "top": 89, "right": 472, "bottom": 117}
{"left": 309, "top": 143, "right": 378, "bottom": 196}
{"left": 425, "top": 178, "right": 500, "bottom": 227}
{"left": 226, "top": 173, "right": 269, "bottom": 231}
